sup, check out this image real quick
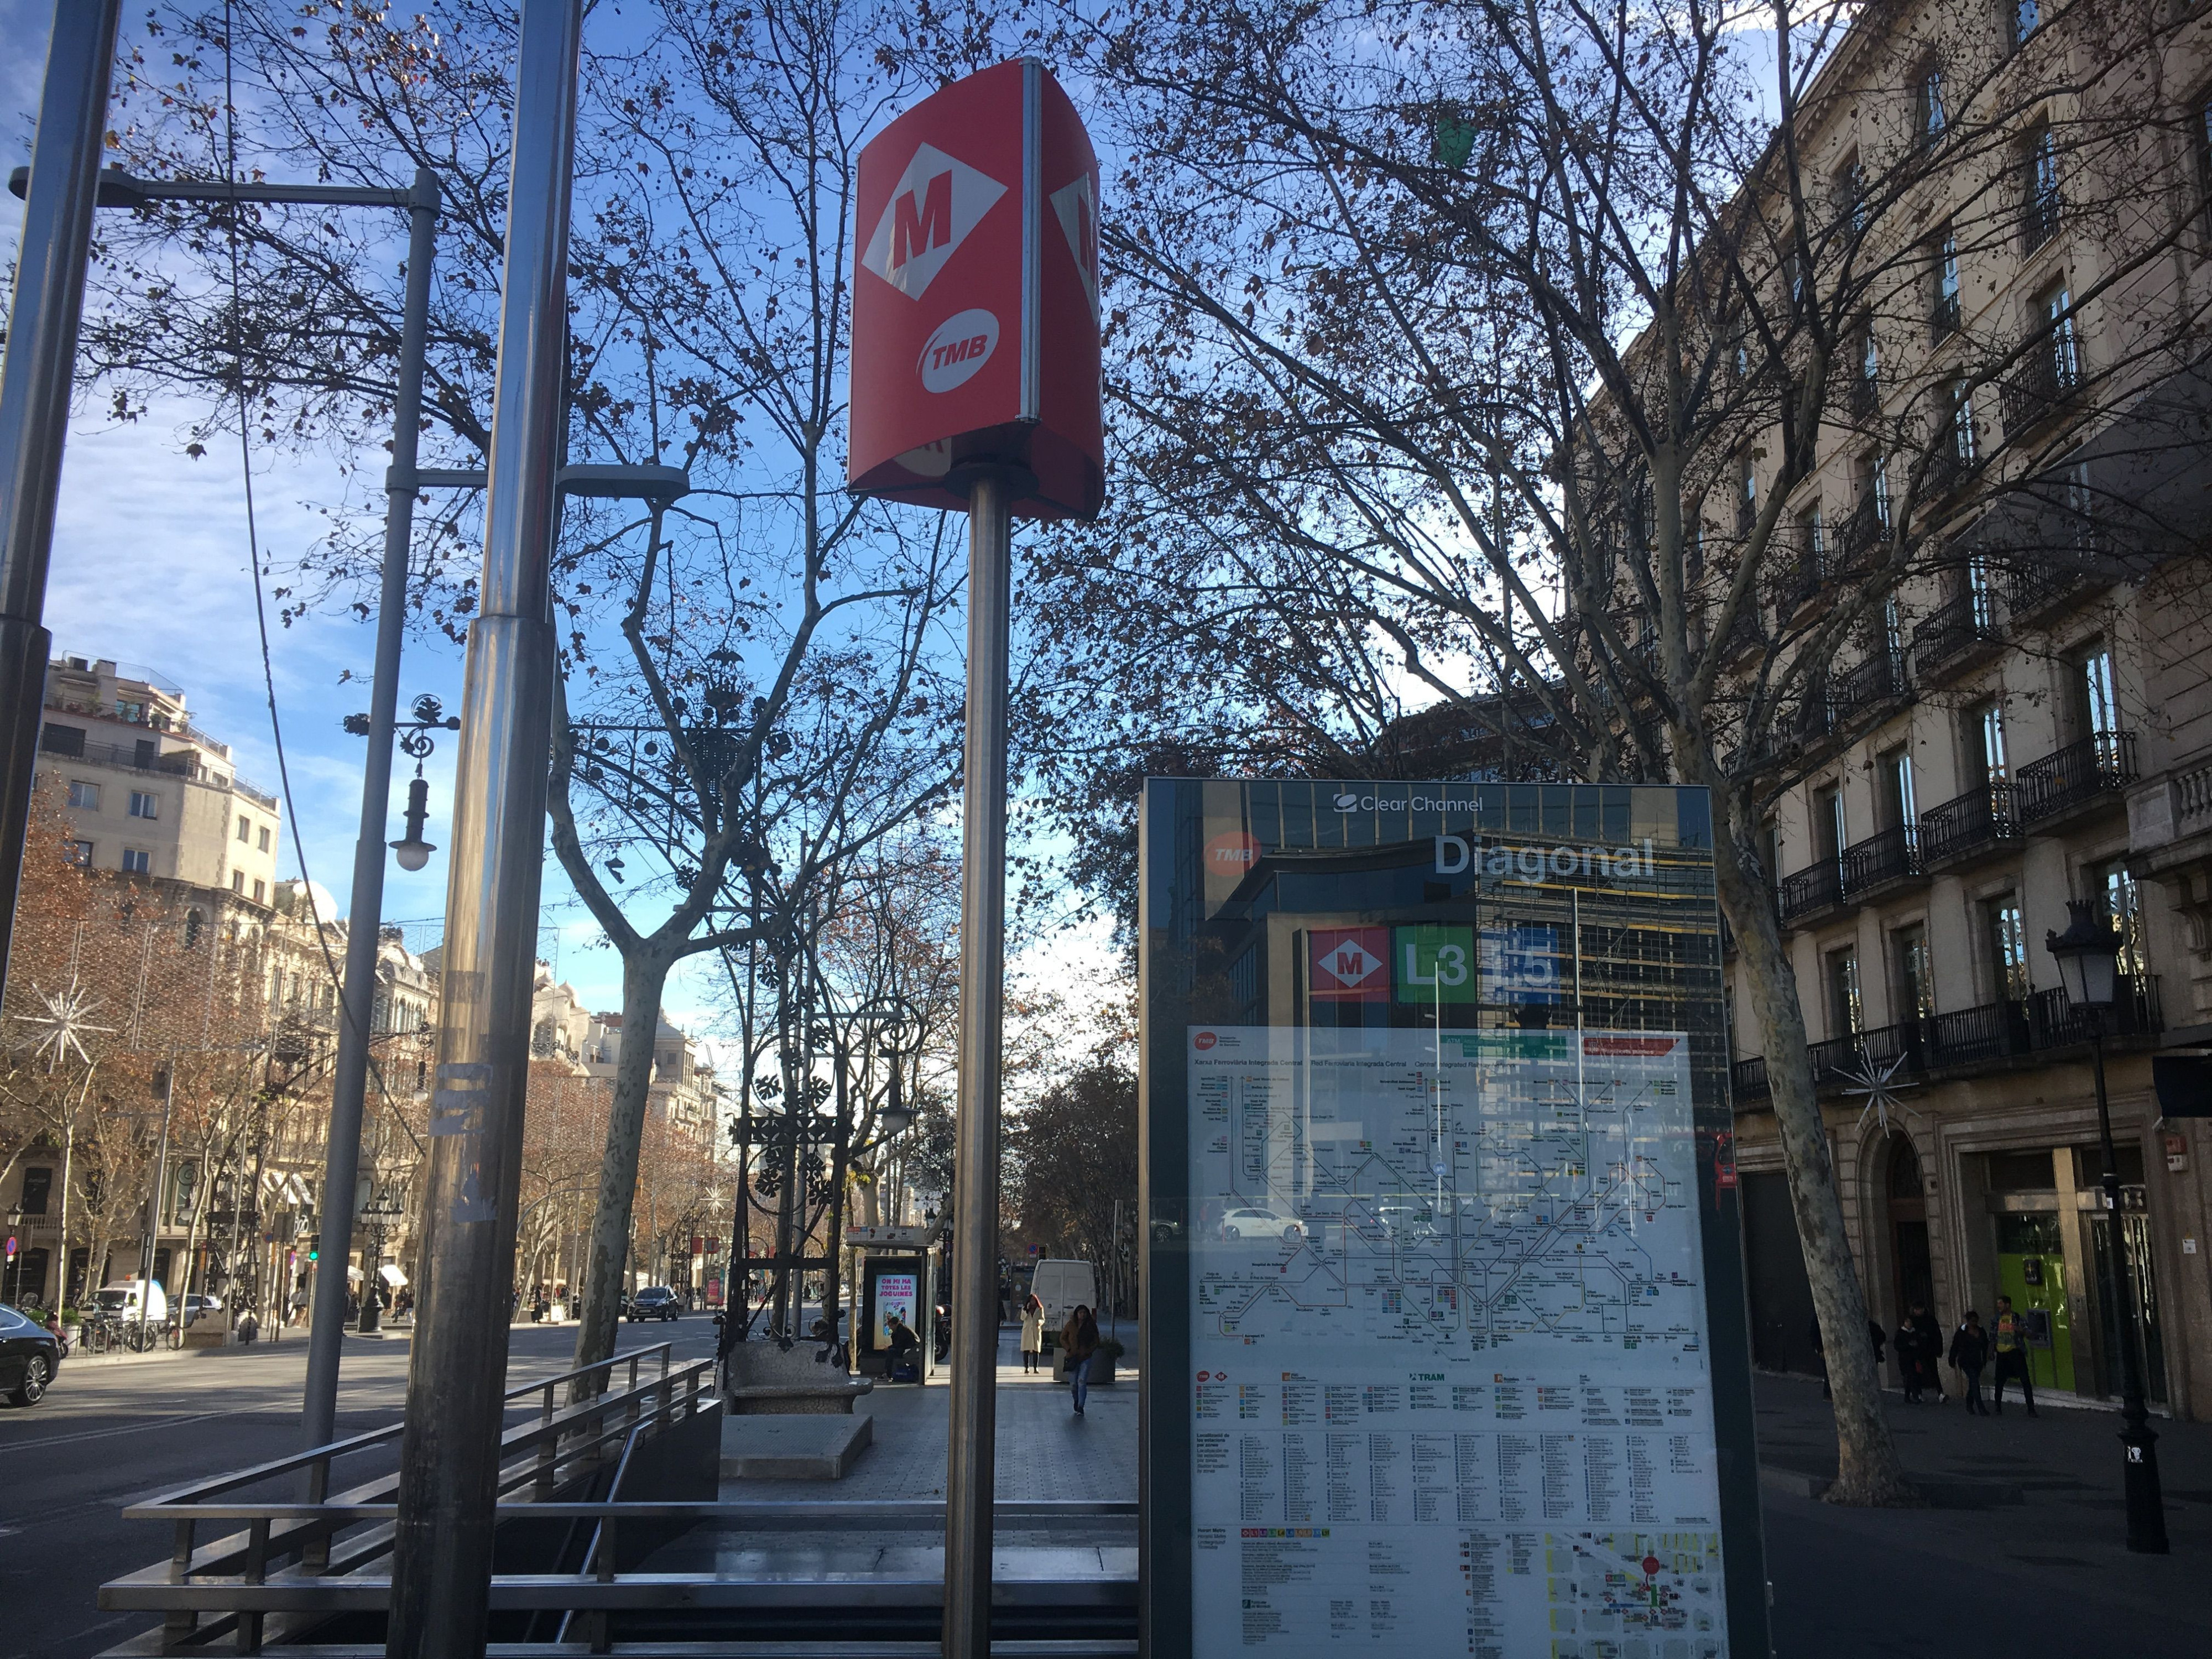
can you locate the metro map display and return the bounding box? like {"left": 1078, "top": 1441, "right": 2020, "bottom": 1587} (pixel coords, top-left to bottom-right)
{"left": 1140, "top": 781, "right": 1766, "bottom": 1659}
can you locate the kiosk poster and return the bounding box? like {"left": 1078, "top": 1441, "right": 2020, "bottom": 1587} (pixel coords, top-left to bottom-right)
{"left": 873, "top": 1271, "right": 919, "bottom": 1347}
{"left": 1141, "top": 780, "right": 1766, "bottom": 1659}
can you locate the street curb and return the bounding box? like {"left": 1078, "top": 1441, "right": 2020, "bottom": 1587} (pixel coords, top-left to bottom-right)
{"left": 1757, "top": 1463, "right": 2024, "bottom": 1508}
{"left": 58, "top": 1339, "right": 303, "bottom": 1370}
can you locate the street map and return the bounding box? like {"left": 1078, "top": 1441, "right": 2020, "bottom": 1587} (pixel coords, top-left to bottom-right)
{"left": 1185, "top": 1024, "right": 1730, "bottom": 1657}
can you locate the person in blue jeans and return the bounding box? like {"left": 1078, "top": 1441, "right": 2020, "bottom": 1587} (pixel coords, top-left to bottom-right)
{"left": 1062, "top": 1304, "right": 1100, "bottom": 1416}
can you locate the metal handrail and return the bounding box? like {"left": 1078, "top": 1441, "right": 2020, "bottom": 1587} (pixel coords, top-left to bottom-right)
{"left": 122, "top": 1499, "right": 1139, "bottom": 1523}
{"left": 132, "top": 1340, "right": 691, "bottom": 1510}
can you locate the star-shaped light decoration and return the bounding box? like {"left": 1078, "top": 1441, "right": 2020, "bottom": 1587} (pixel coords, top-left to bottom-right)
{"left": 10, "top": 977, "right": 115, "bottom": 1072}
{"left": 1837, "top": 1048, "right": 1919, "bottom": 1138}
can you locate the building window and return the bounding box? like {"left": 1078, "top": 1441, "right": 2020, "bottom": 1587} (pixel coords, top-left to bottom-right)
{"left": 1877, "top": 745, "right": 1917, "bottom": 828}
{"left": 1827, "top": 948, "right": 1864, "bottom": 1037}
{"left": 237, "top": 816, "right": 251, "bottom": 842}
{"left": 2069, "top": 640, "right": 2120, "bottom": 743}
{"left": 2088, "top": 855, "right": 2146, "bottom": 976}
{"left": 2011, "top": 0, "right": 2039, "bottom": 49}
{"left": 128, "top": 790, "right": 159, "bottom": 820}
{"left": 2025, "top": 127, "right": 2061, "bottom": 249}
{"left": 1893, "top": 925, "right": 1934, "bottom": 1021}
{"left": 1983, "top": 895, "right": 2030, "bottom": 1001}
{"left": 1932, "top": 228, "right": 1960, "bottom": 338}
{"left": 184, "top": 909, "right": 204, "bottom": 951}
{"left": 1838, "top": 154, "right": 1869, "bottom": 237}
{"left": 2039, "top": 284, "right": 2079, "bottom": 390}
{"left": 1867, "top": 453, "right": 1892, "bottom": 534}
{"left": 19, "top": 1166, "right": 51, "bottom": 1215}
{"left": 65, "top": 780, "right": 99, "bottom": 810}
{"left": 1964, "top": 698, "right": 2009, "bottom": 782}
{"left": 121, "top": 848, "right": 150, "bottom": 874}
{"left": 232, "top": 870, "right": 246, "bottom": 893}
{"left": 40, "top": 723, "right": 85, "bottom": 758}
{"left": 1917, "top": 64, "right": 1947, "bottom": 147}
{"left": 258, "top": 826, "right": 272, "bottom": 852}
{"left": 1949, "top": 380, "right": 1978, "bottom": 464}
{"left": 65, "top": 839, "right": 93, "bottom": 867}
{"left": 252, "top": 878, "right": 267, "bottom": 904}
{"left": 1814, "top": 781, "right": 1846, "bottom": 862}
{"left": 115, "top": 699, "right": 143, "bottom": 724}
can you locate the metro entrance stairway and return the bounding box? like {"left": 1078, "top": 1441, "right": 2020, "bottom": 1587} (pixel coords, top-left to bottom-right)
{"left": 93, "top": 1334, "right": 1139, "bottom": 1657}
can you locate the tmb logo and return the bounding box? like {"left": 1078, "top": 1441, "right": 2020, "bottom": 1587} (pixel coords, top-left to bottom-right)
{"left": 861, "top": 144, "right": 1008, "bottom": 300}
{"left": 919, "top": 309, "right": 999, "bottom": 392}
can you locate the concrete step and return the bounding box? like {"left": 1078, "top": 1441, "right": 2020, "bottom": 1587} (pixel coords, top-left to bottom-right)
{"left": 721, "top": 1413, "right": 874, "bottom": 1480}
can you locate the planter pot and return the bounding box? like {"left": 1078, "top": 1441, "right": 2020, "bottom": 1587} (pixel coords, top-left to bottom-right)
{"left": 1091, "top": 1357, "right": 1118, "bottom": 1386}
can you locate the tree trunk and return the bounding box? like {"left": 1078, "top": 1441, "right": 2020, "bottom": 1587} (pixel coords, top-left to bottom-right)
{"left": 570, "top": 950, "right": 672, "bottom": 1397}
{"left": 1713, "top": 833, "right": 1917, "bottom": 1506}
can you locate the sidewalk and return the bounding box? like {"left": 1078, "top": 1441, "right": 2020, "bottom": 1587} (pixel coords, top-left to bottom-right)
{"left": 1754, "top": 1369, "right": 2210, "bottom": 1655}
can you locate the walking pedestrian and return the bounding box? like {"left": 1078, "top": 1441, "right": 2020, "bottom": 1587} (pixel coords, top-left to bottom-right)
{"left": 1062, "top": 1303, "right": 1100, "bottom": 1416}
{"left": 1949, "top": 1310, "right": 1991, "bottom": 1416}
{"left": 1894, "top": 1313, "right": 1928, "bottom": 1402}
{"left": 1020, "top": 1292, "right": 1046, "bottom": 1374}
{"left": 1989, "top": 1295, "right": 2038, "bottom": 1416}
{"left": 1908, "top": 1303, "right": 1945, "bottom": 1403}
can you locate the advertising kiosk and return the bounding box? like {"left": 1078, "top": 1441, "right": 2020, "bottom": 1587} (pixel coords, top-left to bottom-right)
{"left": 1140, "top": 779, "right": 1770, "bottom": 1658}
{"left": 852, "top": 1224, "right": 937, "bottom": 1381}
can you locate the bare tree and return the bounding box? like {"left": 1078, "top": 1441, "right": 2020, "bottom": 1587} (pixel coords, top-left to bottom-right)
{"left": 1039, "top": 0, "right": 2212, "bottom": 1502}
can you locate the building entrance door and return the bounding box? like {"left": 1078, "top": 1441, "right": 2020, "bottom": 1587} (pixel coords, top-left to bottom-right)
{"left": 1884, "top": 1135, "right": 1933, "bottom": 1329}
{"left": 1994, "top": 1213, "right": 2076, "bottom": 1392}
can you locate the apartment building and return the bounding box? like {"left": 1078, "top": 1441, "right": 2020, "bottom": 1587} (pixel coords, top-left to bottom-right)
{"left": 1707, "top": 3, "right": 2212, "bottom": 1418}
{"left": 580, "top": 1009, "right": 719, "bottom": 1143}
{"left": 39, "top": 654, "right": 284, "bottom": 909}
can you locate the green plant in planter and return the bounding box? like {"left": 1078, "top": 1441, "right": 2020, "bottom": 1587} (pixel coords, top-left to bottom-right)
{"left": 59, "top": 1307, "right": 82, "bottom": 1325}
{"left": 1093, "top": 1337, "right": 1125, "bottom": 1360}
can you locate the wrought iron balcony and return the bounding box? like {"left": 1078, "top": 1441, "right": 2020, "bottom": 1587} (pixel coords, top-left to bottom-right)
{"left": 2001, "top": 336, "right": 2081, "bottom": 436}
{"left": 2026, "top": 974, "right": 2162, "bottom": 1047}
{"left": 1731, "top": 1055, "right": 1770, "bottom": 1103}
{"left": 1921, "top": 781, "right": 2017, "bottom": 865}
{"left": 1832, "top": 497, "right": 1886, "bottom": 574}
{"left": 1923, "top": 437, "right": 1981, "bottom": 503}
{"left": 1843, "top": 370, "right": 1881, "bottom": 422}
{"left": 1932, "top": 289, "right": 1961, "bottom": 342}
{"left": 2022, "top": 189, "right": 2062, "bottom": 253}
{"left": 1839, "top": 823, "right": 1922, "bottom": 893}
{"left": 1777, "top": 857, "right": 1845, "bottom": 923}
{"left": 2014, "top": 730, "right": 2137, "bottom": 825}
{"left": 1928, "top": 999, "right": 2032, "bottom": 1068}
{"left": 1828, "top": 648, "right": 1908, "bottom": 728}
{"left": 2003, "top": 541, "right": 2105, "bottom": 624}
{"left": 1911, "top": 587, "right": 2002, "bottom": 680}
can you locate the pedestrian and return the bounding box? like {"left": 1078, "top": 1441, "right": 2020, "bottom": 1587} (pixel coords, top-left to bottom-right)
{"left": 1989, "top": 1295, "right": 2038, "bottom": 1416}
{"left": 1949, "top": 1310, "right": 1991, "bottom": 1416}
{"left": 1908, "top": 1303, "right": 1945, "bottom": 1403}
{"left": 1062, "top": 1303, "right": 1100, "bottom": 1417}
{"left": 1894, "top": 1313, "right": 1928, "bottom": 1402}
{"left": 1020, "top": 1292, "right": 1046, "bottom": 1374}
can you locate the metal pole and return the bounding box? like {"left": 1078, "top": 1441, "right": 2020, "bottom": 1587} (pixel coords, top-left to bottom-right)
{"left": 0, "top": 0, "right": 121, "bottom": 1004}
{"left": 385, "top": 5, "right": 579, "bottom": 1654}
{"left": 138, "top": 1060, "right": 175, "bottom": 1352}
{"left": 944, "top": 469, "right": 1014, "bottom": 1659}
{"left": 2089, "top": 1024, "right": 2168, "bottom": 1552}
{"left": 301, "top": 165, "right": 441, "bottom": 1465}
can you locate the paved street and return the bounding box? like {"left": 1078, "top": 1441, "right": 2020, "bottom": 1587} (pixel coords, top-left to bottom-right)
{"left": 0, "top": 1318, "right": 721, "bottom": 1659}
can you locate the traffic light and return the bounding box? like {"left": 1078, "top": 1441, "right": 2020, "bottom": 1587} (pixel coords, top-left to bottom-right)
{"left": 307, "top": 1244, "right": 319, "bottom": 1263}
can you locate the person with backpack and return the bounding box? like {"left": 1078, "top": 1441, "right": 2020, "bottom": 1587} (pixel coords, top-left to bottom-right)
{"left": 1948, "top": 1310, "right": 1991, "bottom": 1416}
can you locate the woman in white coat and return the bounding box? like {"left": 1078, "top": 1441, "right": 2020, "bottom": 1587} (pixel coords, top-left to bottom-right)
{"left": 1019, "top": 1292, "right": 1046, "bottom": 1374}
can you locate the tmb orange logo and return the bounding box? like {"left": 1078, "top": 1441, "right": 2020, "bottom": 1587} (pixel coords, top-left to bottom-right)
{"left": 1205, "top": 831, "right": 1262, "bottom": 877}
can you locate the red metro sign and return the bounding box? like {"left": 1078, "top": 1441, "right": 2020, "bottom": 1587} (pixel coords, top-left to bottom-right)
{"left": 847, "top": 59, "right": 1104, "bottom": 520}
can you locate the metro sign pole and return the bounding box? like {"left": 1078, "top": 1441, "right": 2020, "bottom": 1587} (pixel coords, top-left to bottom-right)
{"left": 848, "top": 60, "right": 1103, "bottom": 1659}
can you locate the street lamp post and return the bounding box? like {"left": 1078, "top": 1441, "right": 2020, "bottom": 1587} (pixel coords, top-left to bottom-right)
{"left": 2046, "top": 898, "right": 2169, "bottom": 1554}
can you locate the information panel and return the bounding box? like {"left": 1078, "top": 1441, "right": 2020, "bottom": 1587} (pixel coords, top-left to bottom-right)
{"left": 1141, "top": 781, "right": 1766, "bottom": 1659}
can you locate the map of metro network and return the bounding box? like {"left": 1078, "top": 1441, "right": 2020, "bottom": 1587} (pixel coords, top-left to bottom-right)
{"left": 1191, "top": 1027, "right": 1705, "bottom": 1360}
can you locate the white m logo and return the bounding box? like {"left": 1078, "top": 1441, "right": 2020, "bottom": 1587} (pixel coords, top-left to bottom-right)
{"left": 862, "top": 144, "right": 1007, "bottom": 300}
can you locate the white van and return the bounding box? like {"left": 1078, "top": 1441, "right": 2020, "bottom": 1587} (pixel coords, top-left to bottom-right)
{"left": 92, "top": 1280, "right": 168, "bottom": 1322}
{"left": 1028, "top": 1258, "right": 1098, "bottom": 1364}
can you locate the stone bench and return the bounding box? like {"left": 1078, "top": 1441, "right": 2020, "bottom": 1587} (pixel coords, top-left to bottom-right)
{"left": 723, "top": 1338, "right": 874, "bottom": 1415}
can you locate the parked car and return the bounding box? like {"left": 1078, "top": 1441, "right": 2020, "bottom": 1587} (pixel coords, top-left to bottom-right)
{"left": 0, "top": 1303, "right": 62, "bottom": 1406}
{"left": 1220, "top": 1206, "right": 1303, "bottom": 1242}
{"left": 627, "top": 1286, "right": 681, "bottom": 1322}
{"left": 90, "top": 1280, "right": 168, "bottom": 1321}
{"left": 180, "top": 1293, "right": 223, "bottom": 1327}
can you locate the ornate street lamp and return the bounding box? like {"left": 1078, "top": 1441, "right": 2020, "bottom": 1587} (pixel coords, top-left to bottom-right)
{"left": 2046, "top": 898, "right": 2168, "bottom": 1553}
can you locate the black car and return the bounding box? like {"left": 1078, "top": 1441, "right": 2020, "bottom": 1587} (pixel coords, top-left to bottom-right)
{"left": 0, "top": 1303, "right": 61, "bottom": 1407}
{"left": 627, "top": 1286, "right": 681, "bottom": 1322}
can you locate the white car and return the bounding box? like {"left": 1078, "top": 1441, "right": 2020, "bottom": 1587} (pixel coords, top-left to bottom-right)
{"left": 1220, "top": 1207, "right": 1303, "bottom": 1242}
{"left": 180, "top": 1293, "right": 223, "bottom": 1326}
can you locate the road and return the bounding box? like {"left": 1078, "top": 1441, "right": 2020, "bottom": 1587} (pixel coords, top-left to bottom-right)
{"left": 0, "top": 1317, "right": 719, "bottom": 1659}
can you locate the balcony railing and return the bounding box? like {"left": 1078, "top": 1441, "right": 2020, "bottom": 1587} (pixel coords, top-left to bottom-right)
{"left": 1832, "top": 497, "right": 1886, "bottom": 574}
{"left": 1777, "top": 858, "right": 1845, "bottom": 923}
{"left": 1844, "top": 371, "right": 1881, "bottom": 422}
{"left": 1911, "top": 587, "right": 2002, "bottom": 679}
{"left": 1839, "top": 823, "right": 1922, "bottom": 892}
{"left": 1921, "top": 781, "right": 2017, "bottom": 864}
{"left": 2002, "top": 336, "right": 2081, "bottom": 436}
{"left": 1924, "top": 437, "right": 1981, "bottom": 502}
{"left": 2023, "top": 189, "right": 2062, "bottom": 253}
{"left": 2015, "top": 730, "right": 2136, "bottom": 825}
{"left": 1728, "top": 980, "right": 2161, "bottom": 1110}
{"left": 1932, "top": 289, "right": 1961, "bottom": 341}
{"left": 36, "top": 727, "right": 279, "bottom": 810}
{"left": 1828, "top": 648, "right": 1908, "bottom": 728}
